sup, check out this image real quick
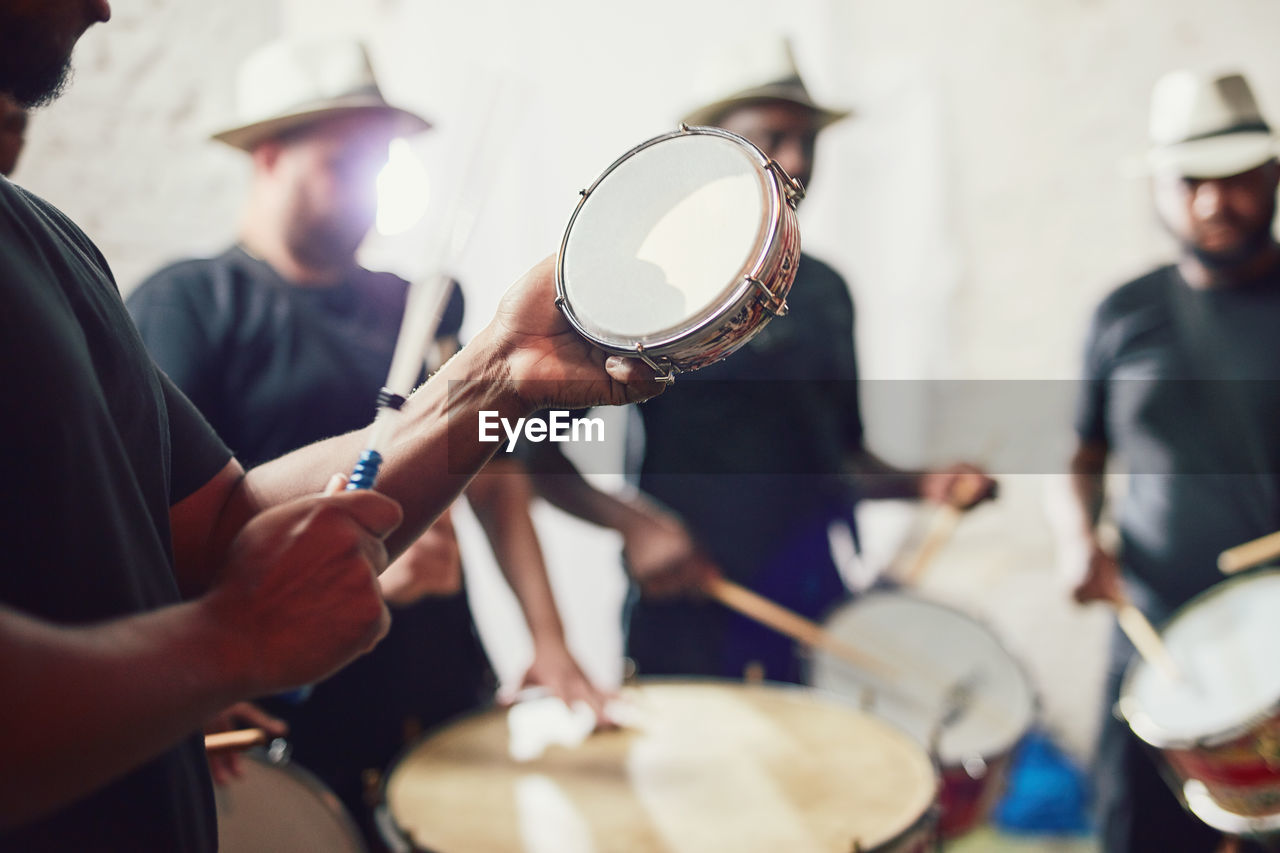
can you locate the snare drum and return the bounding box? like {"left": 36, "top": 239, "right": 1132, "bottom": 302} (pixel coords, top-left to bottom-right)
{"left": 215, "top": 749, "right": 367, "bottom": 853}
{"left": 556, "top": 126, "right": 803, "bottom": 382}
{"left": 809, "top": 592, "right": 1038, "bottom": 838}
{"left": 383, "top": 681, "right": 938, "bottom": 852}
{"left": 1119, "top": 569, "right": 1280, "bottom": 834}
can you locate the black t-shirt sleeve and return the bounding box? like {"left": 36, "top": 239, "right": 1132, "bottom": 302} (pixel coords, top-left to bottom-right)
{"left": 809, "top": 259, "right": 865, "bottom": 453}
{"left": 835, "top": 294, "right": 865, "bottom": 452}
{"left": 160, "top": 367, "right": 232, "bottom": 504}
{"left": 126, "top": 266, "right": 223, "bottom": 419}
{"left": 1074, "top": 301, "right": 1112, "bottom": 444}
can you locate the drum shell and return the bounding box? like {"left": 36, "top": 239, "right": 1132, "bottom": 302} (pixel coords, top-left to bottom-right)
{"left": 381, "top": 679, "right": 939, "bottom": 853}
{"left": 1119, "top": 570, "right": 1280, "bottom": 821}
{"left": 215, "top": 750, "right": 367, "bottom": 853}
{"left": 936, "top": 752, "right": 1015, "bottom": 838}
{"left": 556, "top": 126, "right": 802, "bottom": 378}
{"left": 1154, "top": 707, "right": 1280, "bottom": 818}
{"left": 808, "top": 592, "right": 1038, "bottom": 840}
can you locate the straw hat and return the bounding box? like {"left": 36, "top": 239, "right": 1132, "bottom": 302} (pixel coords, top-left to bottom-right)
{"left": 680, "top": 37, "right": 851, "bottom": 130}
{"left": 1146, "top": 69, "right": 1277, "bottom": 179}
{"left": 212, "top": 36, "right": 430, "bottom": 151}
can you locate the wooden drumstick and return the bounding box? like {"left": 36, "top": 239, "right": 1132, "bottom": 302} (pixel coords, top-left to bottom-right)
{"left": 204, "top": 727, "right": 268, "bottom": 756}
{"left": 702, "top": 577, "right": 896, "bottom": 678}
{"left": 1113, "top": 600, "right": 1184, "bottom": 684}
{"left": 1217, "top": 529, "right": 1280, "bottom": 575}
{"left": 899, "top": 474, "right": 990, "bottom": 586}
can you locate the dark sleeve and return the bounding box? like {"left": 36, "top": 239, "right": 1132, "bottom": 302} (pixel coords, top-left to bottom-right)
{"left": 160, "top": 367, "right": 233, "bottom": 504}
{"left": 438, "top": 278, "right": 465, "bottom": 340}
{"left": 1074, "top": 302, "right": 1112, "bottom": 444}
{"left": 126, "top": 265, "right": 223, "bottom": 419}
{"left": 820, "top": 265, "right": 865, "bottom": 452}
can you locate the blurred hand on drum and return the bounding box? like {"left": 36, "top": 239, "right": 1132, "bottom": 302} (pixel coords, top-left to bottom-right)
{"left": 203, "top": 701, "right": 288, "bottom": 786}
{"left": 620, "top": 509, "right": 721, "bottom": 598}
{"left": 479, "top": 257, "right": 668, "bottom": 410}
{"left": 504, "top": 641, "right": 615, "bottom": 724}
{"left": 200, "top": 487, "right": 401, "bottom": 695}
{"left": 919, "top": 464, "right": 998, "bottom": 510}
{"left": 378, "top": 509, "right": 463, "bottom": 605}
{"left": 1072, "top": 542, "right": 1125, "bottom": 605}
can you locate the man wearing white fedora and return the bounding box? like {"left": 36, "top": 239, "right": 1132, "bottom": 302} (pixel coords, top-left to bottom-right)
{"left": 128, "top": 34, "right": 613, "bottom": 842}
{"left": 1069, "top": 69, "right": 1280, "bottom": 852}
{"left": 530, "top": 38, "right": 993, "bottom": 683}
{"left": 0, "top": 4, "right": 661, "bottom": 847}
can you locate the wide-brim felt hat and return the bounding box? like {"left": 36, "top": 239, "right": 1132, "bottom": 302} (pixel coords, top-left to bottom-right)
{"left": 679, "top": 37, "right": 852, "bottom": 130}
{"left": 1146, "top": 69, "right": 1277, "bottom": 179}
{"left": 211, "top": 36, "right": 430, "bottom": 151}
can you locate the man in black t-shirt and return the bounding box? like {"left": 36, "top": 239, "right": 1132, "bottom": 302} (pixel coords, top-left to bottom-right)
{"left": 1068, "top": 69, "right": 1280, "bottom": 853}
{"left": 0, "top": 6, "right": 662, "bottom": 850}
{"left": 127, "top": 36, "right": 608, "bottom": 838}
{"left": 531, "top": 39, "right": 994, "bottom": 683}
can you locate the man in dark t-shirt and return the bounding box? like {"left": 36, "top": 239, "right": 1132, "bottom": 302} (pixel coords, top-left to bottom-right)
{"left": 128, "top": 35, "right": 608, "bottom": 840}
{"left": 1069, "top": 69, "right": 1280, "bottom": 852}
{"left": 0, "top": 7, "right": 662, "bottom": 848}
{"left": 531, "top": 39, "right": 995, "bottom": 683}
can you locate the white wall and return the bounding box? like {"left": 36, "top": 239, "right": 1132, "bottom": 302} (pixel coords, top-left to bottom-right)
{"left": 16, "top": 0, "right": 1280, "bottom": 763}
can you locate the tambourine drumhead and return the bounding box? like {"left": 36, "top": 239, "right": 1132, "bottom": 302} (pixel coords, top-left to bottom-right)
{"left": 810, "top": 593, "right": 1037, "bottom": 764}
{"left": 385, "top": 682, "right": 936, "bottom": 853}
{"left": 1121, "top": 569, "right": 1280, "bottom": 748}
{"left": 560, "top": 130, "right": 775, "bottom": 348}
{"left": 215, "top": 752, "right": 367, "bottom": 853}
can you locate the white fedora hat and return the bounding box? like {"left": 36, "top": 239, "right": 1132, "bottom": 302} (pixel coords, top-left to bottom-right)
{"left": 212, "top": 36, "right": 430, "bottom": 151}
{"left": 679, "top": 37, "right": 852, "bottom": 130}
{"left": 1146, "top": 69, "right": 1277, "bottom": 179}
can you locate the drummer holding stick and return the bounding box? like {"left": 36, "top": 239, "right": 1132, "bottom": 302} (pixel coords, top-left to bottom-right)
{"left": 1065, "top": 69, "right": 1280, "bottom": 853}
{"left": 527, "top": 37, "right": 993, "bottom": 686}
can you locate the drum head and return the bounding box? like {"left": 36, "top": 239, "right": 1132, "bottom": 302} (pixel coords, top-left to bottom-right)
{"left": 215, "top": 753, "right": 367, "bottom": 853}
{"left": 560, "top": 132, "right": 771, "bottom": 347}
{"left": 385, "top": 681, "right": 936, "bottom": 853}
{"left": 1122, "top": 569, "right": 1280, "bottom": 748}
{"left": 810, "top": 593, "right": 1037, "bottom": 764}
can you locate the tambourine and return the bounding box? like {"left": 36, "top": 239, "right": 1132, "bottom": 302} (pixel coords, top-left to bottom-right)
{"left": 556, "top": 125, "right": 804, "bottom": 383}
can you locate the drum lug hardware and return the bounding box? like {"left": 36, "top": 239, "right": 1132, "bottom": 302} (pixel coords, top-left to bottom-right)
{"left": 962, "top": 755, "right": 989, "bottom": 780}
{"left": 765, "top": 158, "right": 807, "bottom": 206}
{"left": 679, "top": 122, "right": 691, "bottom": 133}
{"left": 749, "top": 277, "right": 789, "bottom": 318}
{"left": 635, "top": 344, "right": 678, "bottom": 385}
{"left": 554, "top": 296, "right": 567, "bottom": 313}
{"left": 265, "top": 737, "right": 291, "bottom": 765}
{"left": 1257, "top": 729, "right": 1280, "bottom": 770}
{"left": 579, "top": 188, "right": 588, "bottom": 197}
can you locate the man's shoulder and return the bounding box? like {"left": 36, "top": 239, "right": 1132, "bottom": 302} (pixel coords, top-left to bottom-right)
{"left": 128, "top": 248, "right": 250, "bottom": 308}
{"left": 1094, "top": 265, "right": 1175, "bottom": 322}
{"left": 0, "top": 178, "right": 112, "bottom": 279}
{"left": 136, "top": 249, "right": 240, "bottom": 289}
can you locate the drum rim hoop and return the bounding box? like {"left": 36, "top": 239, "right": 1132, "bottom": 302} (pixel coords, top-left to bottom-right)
{"left": 555, "top": 126, "right": 789, "bottom": 354}
{"left": 1119, "top": 567, "right": 1280, "bottom": 750}
{"left": 811, "top": 590, "right": 1042, "bottom": 760}
{"left": 217, "top": 748, "right": 369, "bottom": 852}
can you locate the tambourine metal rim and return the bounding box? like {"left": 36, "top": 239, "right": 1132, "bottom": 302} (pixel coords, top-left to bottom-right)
{"left": 1118, "top": 567, "right": 1280, "bottom": 751}
{"left": 554, "top": 124, "right": 801, "bottom": 380}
